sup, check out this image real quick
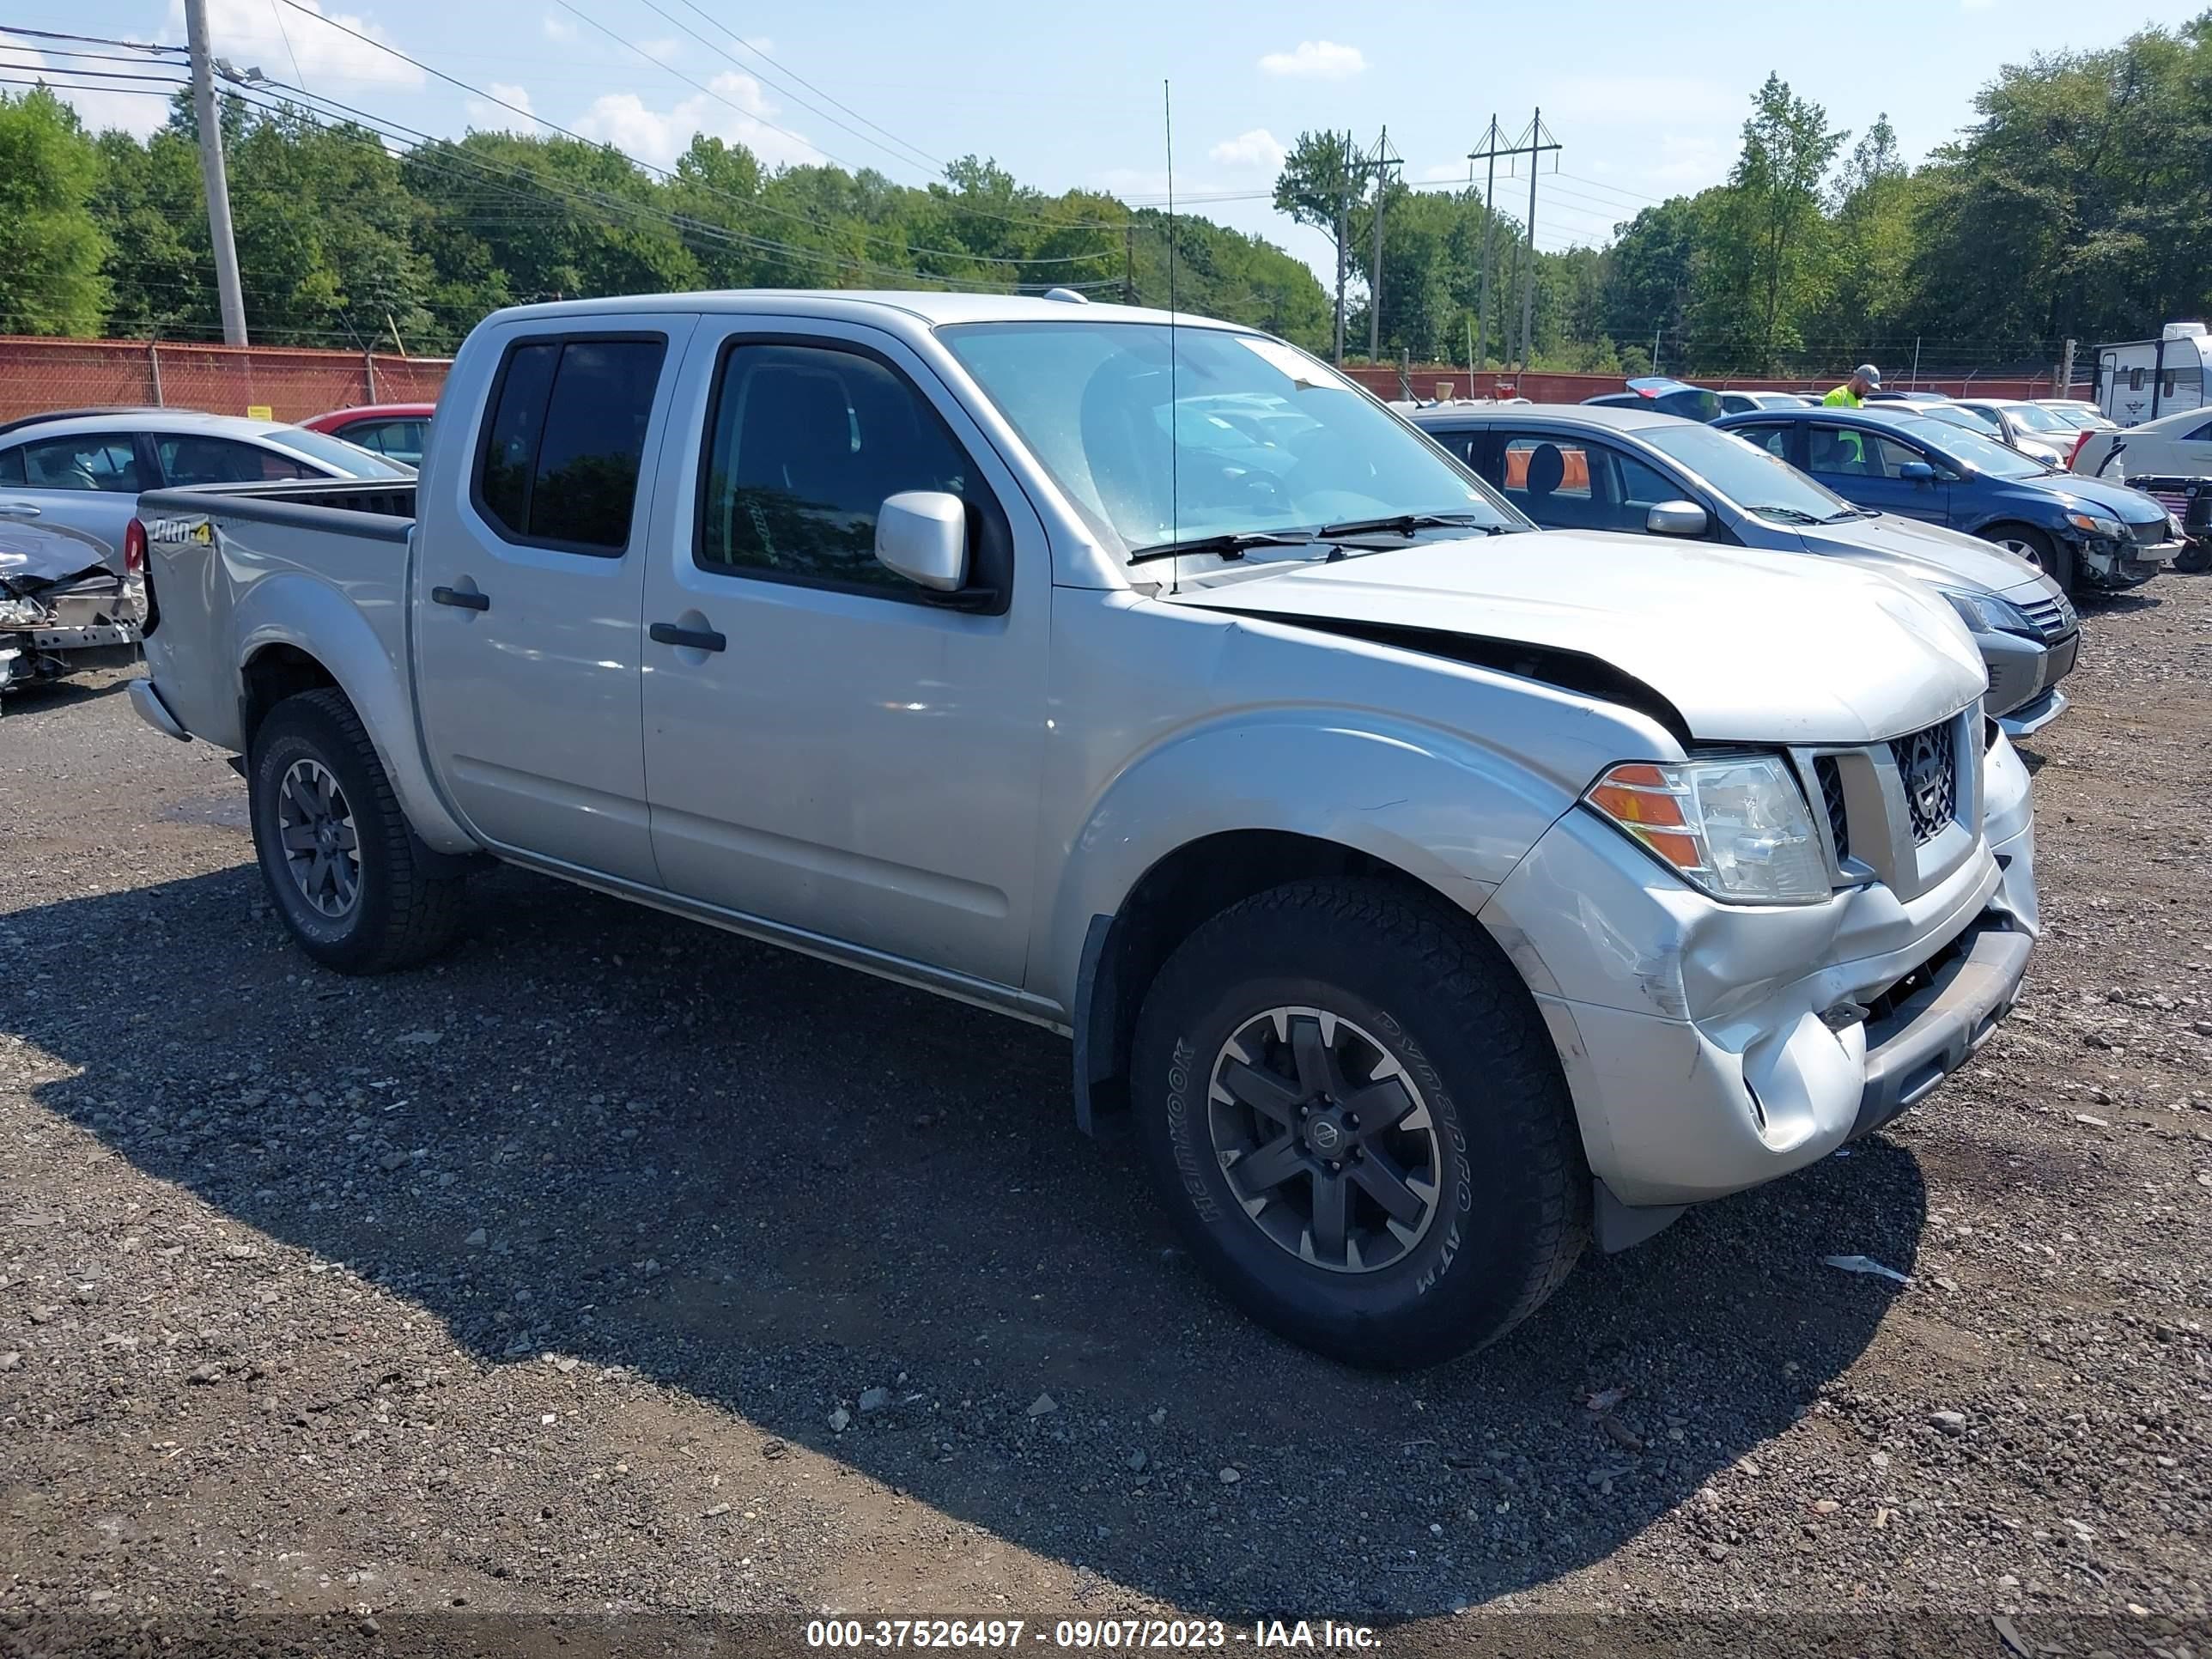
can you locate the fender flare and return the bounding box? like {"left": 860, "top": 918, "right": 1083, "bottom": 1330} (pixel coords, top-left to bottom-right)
{"left": 234, "top": 573, "right": 477, "bottom": 854}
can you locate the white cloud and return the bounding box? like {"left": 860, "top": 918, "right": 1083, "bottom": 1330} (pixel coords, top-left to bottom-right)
{"left": 574, "top": 70, "right": 818, "bottom": 170}
{"left": 162, "top": 0, "right": 426, "bottom": 89}
{"left": 1643, "top": 132, "right": 1729, "bottom": 187}
{"left": 543, "top": 14, "right": 577, "bottom": 41}
{"left": 1420, "top": 161, "right": 1470, "bottom": 184}
{"left": 0, "top": 31, "right": 172, "bottom": 137}
{"left": 1208, "top": 128, "right": 1285, "bottom": 170}
{"left": 1257, "top": 40, "right": 1366, "bottom": 80}
{"left": 465, "top": 81, "right": 534, "bottom": 128}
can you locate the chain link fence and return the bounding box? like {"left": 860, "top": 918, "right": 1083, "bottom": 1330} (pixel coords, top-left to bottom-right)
{"left": 0, "top": 337, "right": 451, "bottom": 425}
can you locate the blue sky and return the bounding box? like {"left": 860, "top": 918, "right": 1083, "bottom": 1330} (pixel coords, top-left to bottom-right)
{"left": 4, "top": 0, "right": 2204, "bottom": 283}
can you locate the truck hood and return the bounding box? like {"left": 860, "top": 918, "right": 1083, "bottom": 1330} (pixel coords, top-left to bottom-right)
{"left": 1172, "top": 530, "right": 1988, "bottom": 745}
{"left": 1799, "top": 512, "right": 2055, "bottom": 602}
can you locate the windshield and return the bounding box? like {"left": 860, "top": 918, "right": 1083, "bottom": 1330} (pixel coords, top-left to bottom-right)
{"left": 1640, "top": 422, "right": 1862, "bottom": 521}
{"left": 2045, "top": 407, "right": 2103, "bottom": 429}
{"left": 1996, "top": 402, "right": 2070, "bottom": 434}
{"left": 1886, "top": 415, "right": 2051, "bottom": 479}
{"left": 1919, "top": 404, "right": 2002, "bottom": 438}
{"left": 938, "top": 321, "right": 1520, "bottom": 558}
{"left": 269, "top": 427, "right": 414, "bottom": 478}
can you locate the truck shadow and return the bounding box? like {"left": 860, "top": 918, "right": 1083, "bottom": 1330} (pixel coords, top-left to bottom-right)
{"left": 5, "top": 862, "right": 1924, "bottom": 1620}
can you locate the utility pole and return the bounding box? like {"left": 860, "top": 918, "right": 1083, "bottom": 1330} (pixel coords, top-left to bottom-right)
{"left": 1466, "top": 114, "right": 1559, "bottom": 373}
{"left": 185, "top": 0, "right": 248, "bottom": 347}
{"left": 1364, "top": 127, "right": 1401, "bottom": 363}
{"left": 1333, "top": 129, "right": 1351, "bottom": 366}
{"left": 1516, "top": 108, "right": 1559, "bottom": 370}
{"left": 1123, "top": 222, "right": 1135, "bottom": 305}
{"left": 1469, "top": 116, "right": 1501, "bottom": 374}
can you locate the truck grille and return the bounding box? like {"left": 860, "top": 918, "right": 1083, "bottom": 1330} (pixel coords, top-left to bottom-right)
{"left": 2015, "top": 590, "right": 2075, "bottom": 641}
{"left": 1814, "top": 756, "right": 1849, "bottom": 863}
{"left": 1889, "top": 720, "right": 1958, "bottom": 845}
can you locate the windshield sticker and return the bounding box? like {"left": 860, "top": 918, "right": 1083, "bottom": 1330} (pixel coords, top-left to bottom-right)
{"left": 1236, "top": 336, "right": 1355, "bottom": 392}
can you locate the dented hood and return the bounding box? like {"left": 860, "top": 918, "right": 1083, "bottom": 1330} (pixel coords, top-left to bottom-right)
{"left": 1170, "top": 529, "right": 1988, "bottom": 744}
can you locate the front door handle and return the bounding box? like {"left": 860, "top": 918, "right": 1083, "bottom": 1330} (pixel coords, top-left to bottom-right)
{"left": 430, "top": 585, "right": 489, "bottom": 611}
{"left": 649, "top": 621, "right": 726, "bottom": 653}
{"left": 0, "top": 501, "right": 40, "bottom": 519}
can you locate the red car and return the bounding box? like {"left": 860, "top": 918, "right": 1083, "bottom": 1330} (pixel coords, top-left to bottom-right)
{"left": 298, "top": 403, "right": 434, "bottom": 467}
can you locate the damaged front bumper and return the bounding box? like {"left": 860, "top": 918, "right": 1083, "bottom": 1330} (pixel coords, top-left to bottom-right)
{"left": 1481, "top": 730, "right": 2038, "bottom": 1243}
{"left": 0, "top": 577, "right": 143, "bottom": 690}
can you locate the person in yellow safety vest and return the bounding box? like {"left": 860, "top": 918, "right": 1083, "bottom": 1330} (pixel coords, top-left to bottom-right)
{"left": 1823, "top": 364, "right": 1881, "bottom": 408}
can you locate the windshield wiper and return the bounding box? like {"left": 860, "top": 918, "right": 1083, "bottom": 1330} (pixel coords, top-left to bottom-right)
{"left": 1315, "top": 512, "right": 1495, "bottom": 538}
{"left": 1749, "top": 504, "right": 1826, "bottom": 526}
{"left": 1126, "top": 530, "right": 1318, "bottom": 565}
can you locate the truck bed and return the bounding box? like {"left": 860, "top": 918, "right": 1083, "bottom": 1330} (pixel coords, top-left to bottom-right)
{"left": 135, "top": 477, "right": 421, "bottom": 758}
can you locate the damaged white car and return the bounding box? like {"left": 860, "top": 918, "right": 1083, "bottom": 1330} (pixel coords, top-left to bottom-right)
{"left": 0, "top": 518, "right": 144, "bottom": 694}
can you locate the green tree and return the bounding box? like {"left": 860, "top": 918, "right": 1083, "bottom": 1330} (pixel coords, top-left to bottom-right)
{"left": 1702, "top": 73, "right": 1846, "bottom": 372}
{"left": 0, "top": 88, "right": 111, "bottom": 337}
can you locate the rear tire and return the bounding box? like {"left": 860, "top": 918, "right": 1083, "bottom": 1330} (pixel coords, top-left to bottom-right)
{"left": 1130, "top": 878, "right": 1588, "bottom": 1370}
{"left": 1985, "top": 523, "right": 2075, "bottom": 594}
{"left": 248, "top": 688, "right": 465, "bottom": 974}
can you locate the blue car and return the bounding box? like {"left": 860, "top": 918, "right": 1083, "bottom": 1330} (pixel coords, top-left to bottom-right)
{"left": 1711, "top": 404, "right": 2182, "bottom": 593}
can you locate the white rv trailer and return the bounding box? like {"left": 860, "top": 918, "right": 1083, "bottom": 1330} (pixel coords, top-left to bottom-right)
{"left": 2095, "top": 322, "right": 2210, "bottom": 426}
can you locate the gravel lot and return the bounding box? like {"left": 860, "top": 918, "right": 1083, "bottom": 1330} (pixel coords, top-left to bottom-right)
{"left": 3, "top": 577, "right": 2210, "bottom": 1653}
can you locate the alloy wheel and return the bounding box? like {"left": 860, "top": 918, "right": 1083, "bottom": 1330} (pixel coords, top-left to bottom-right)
{"left": 1206, "top": 1006, "right": 1443, "bottom": 1273}
{"left": 276, "top": 757, "right": 361, "bottom": 918}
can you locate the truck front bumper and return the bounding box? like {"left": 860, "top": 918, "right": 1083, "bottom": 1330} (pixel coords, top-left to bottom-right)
{"left": 1480, "top": 735, "right": 2038, "bottom": 1223}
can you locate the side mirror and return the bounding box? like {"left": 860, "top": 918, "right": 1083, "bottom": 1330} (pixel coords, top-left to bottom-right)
{"left": 875, "top": 491, "right": 969, "bottom": 592}
{"left": 1897, "top": 460, "right": 1937, "bottom": 483}
{"left": 1645, "top": 500, "right": 1710, "bottom": 538}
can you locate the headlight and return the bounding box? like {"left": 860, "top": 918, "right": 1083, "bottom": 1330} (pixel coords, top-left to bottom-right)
{"left": 1584, "top": 756, "right": 1830, "bottom": 905}
{"left": 1933, "top": 586, "right": 2037, "bottom": 637}
{"left": 0, "top": 599, "right": 48, "bottom": 628}
{"left": 2065, "top": 510, "right": 2124, "bottom": 540}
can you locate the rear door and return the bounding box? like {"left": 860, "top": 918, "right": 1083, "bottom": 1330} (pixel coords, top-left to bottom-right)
{"left": 414, "top": 316, "right": 696, "bottom": 885}
{"left": 0, "top": 430, "right": 149, "bottom": 563}
{"left": 637, "top": 318, "right": 1050, "bottom": 987}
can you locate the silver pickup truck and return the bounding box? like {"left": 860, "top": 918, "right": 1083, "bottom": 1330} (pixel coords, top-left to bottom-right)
{"left": 130, "top": 292, "right": 2039, "bottom": 1368}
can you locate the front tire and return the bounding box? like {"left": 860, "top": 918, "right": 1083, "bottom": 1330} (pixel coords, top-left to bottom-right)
{"left": 1131, "top": 879, "right": 1588, "bottom": 1369}
{"left": 248, "top": 688, "right": 465, "bottom": 974}
{"left": 1985, "top": 523, "right": 2075, "bottom": 593}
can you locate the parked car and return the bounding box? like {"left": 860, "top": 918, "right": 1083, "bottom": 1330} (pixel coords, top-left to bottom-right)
{"left": 0, "top": 408, "right": 413, "bottom": 564}
{"left": 1583, "top": 375, "right": 1722, "bottom": 422}
{"left": 0, "top": 516, "right": 143, "bottom": 693}
{"left": 2094, "top": 322, "right": 2209, "bottom": 425}
{"left": 1714, "top": 390, "right": 1808, "bottom": 415}
{"left": 1413, "top": 404, "right": 2079, "bottom": 736}
{"left": 1713, "top": 404, "right": 2182, "bottom": 592}
{"left": 1941, "top": 399, "right": 2078, "bottom": 468}
{"left": 131, "top": 291, "right": 2038, "bottom": 1369}
{"left": 2036, "top": 400, "right": 2116, "bottom": 432}
{"left": 2069, "top": 404, "right": 2212, "bottom": 482}
{"left": 299, "top": 402, "right": 436, "bottom": 466}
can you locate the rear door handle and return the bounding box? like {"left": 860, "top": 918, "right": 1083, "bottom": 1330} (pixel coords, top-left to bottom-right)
{"left": 649, "top": 622, "right": 726, "bottom": 653}
{"left": 430, "top": 586, "right": 489, "bottom": 611}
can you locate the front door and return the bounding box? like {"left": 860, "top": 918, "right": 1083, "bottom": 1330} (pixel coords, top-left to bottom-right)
{"left": 0, "top": 431, "right": 149, "bottom": 563}
{"left": 639, "top": 320, "right": 1050, "bottom": 988}
{"left": 413, "top": 317, "right": 696, "bottom": 885}
{"left": 1804, "top": 422, "right": 1952, "bottom": 524}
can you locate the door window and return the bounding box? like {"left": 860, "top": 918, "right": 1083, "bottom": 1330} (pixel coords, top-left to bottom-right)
{"left": 695, "top": 341, "right": 987, "bottom": 599}
{"left": 1499, "top": 437, "right": 1590, "bottom": 500}
{"left": 339, "top": 418, "right": 427, "bottom": 465}
{"left": 15, "top": 434, "right": 142, "bottom": 491}
{"left": 1498, "top": 434, "right": 1685, "bottom": 533}
{"left": 0, "top": 447, "right": 21, "bottom": 486}
{"left": 155, "top": 436, "right": 313, "bottom": 486}
{"left": 1732, "top": 423, "right": 1795, "bottom": 461}
{"left": 1807, "top": 423, "right": 1878, "bottom": 475}
{"left": 475, "top": 336, "right": 667, "bottom": 554}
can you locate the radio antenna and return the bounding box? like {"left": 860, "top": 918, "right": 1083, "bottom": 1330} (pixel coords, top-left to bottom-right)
{"left": 1164, "top": 77, "right": 1180, "bottom": 596}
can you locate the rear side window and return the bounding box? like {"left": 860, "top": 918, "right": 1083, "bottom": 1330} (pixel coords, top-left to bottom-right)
{"left": 0, "top": 447, "right": 21, "bottom": 485}
{"left": 476, "top": 336, "right": 666, "bottom": 553}
{"left": 15, "top": 434, "right": 141, "bottom": 492}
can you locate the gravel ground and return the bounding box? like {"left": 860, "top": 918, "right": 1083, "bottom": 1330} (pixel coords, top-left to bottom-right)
{"left": 2, "top": 577, "right": 2210, "bottom": 1654}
